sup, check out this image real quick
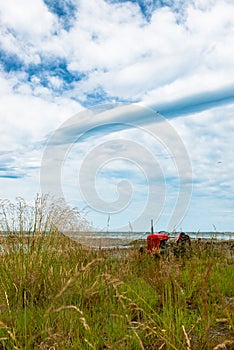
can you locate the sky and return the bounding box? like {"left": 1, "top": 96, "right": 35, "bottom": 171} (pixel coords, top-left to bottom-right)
{"left": 0, "top": 0, "right": 234, "bottom": 232}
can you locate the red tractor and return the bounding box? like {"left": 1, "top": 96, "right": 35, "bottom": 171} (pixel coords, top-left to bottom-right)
{"left": 147, "top": 231, "right": 170, "bottom": 255}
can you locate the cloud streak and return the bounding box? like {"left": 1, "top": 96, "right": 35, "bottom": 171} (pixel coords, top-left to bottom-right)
{"left": 151, "top": 84, "right": 234, "bottom": 118}
{"left": 41, "top": 83, "right": 234, "bottom": 149}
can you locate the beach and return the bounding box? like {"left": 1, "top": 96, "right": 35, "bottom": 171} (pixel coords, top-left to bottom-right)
{"left": 69, "top": 231, "right": 234, "bottom": 249}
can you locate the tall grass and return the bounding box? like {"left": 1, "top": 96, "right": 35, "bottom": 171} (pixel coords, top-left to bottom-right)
{"left": 0, "top": 196, "right": 233, "bottom": 349}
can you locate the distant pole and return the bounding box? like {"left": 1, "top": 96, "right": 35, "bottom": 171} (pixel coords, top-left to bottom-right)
{"left": 151, "top": 219, "right": 154, "bottom": 234}
{"left": 107, "top": 214, "right": 110, "bottom": 232}
{"left": 129, "top": 221, "right": 133, "bottom": 232}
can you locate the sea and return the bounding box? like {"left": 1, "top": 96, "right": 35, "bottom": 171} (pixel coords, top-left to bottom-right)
{"left": 68, "top": 230, "right": 234, "bottom": 249}
{"left": 1, "top": 231, "right": 233, "bottom": 250}
{"left": 76, "top": 231, "right": 234, "bottom": 241}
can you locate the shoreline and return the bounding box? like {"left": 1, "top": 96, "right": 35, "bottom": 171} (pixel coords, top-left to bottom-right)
{"left": 1, "top": 232, "right": 234, "bottom": 250}
{"left": 70, "top": 234, "right": 234, "bottom": 250}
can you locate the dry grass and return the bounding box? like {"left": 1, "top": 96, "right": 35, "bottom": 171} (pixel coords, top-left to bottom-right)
{"left": 0, "top": 195, "right": 233, "bottom": 349}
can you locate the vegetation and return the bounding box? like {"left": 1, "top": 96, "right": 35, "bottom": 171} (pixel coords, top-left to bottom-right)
{"left": 0, "top": 196, "right": 233, "bottom": 349}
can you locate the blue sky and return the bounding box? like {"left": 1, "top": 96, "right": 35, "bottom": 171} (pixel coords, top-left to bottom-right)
{"left": 0, "top": 0, "right": 234, "bottom": 232}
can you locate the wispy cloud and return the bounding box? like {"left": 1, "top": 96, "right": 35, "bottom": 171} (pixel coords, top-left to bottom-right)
{"left": 0, "top": 174, "right": 24, "bottom": 179}
{"left": 0, "top": 164, "right": 25, "bottom": 179}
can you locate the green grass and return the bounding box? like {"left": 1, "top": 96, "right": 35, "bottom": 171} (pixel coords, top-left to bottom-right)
{"left": 0, "top": 196, "right": 233, "bottom": 349}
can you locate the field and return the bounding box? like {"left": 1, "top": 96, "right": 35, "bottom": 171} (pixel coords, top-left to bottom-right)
{"left": 0, "top": 197, "right": 233, "bottom": 349}
{"left": 0, "top": 234, "right": 233, "bottom": 350}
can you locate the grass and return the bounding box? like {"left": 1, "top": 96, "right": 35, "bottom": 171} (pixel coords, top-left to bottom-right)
{"left": 0, "top": 196, "right": 233, "bottom": 349}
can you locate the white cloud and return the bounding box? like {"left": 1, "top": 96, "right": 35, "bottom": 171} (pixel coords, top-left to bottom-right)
{"left": 170, "top": 103, "right": 234, "bottom": 203}
{"left": 0, "top": 0, "right": 56, "bottom": 38}
{"left": 0, "top": 68, "right": 83, "bottom": 200}
{"left": 1, "top": 0, "right": 234, "bottom": 103}
{"left": 0, "top": 84, "right": 81, "bottom": 147}
{"left": 60, "top": 0, "right": 234, "bottom": 103}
